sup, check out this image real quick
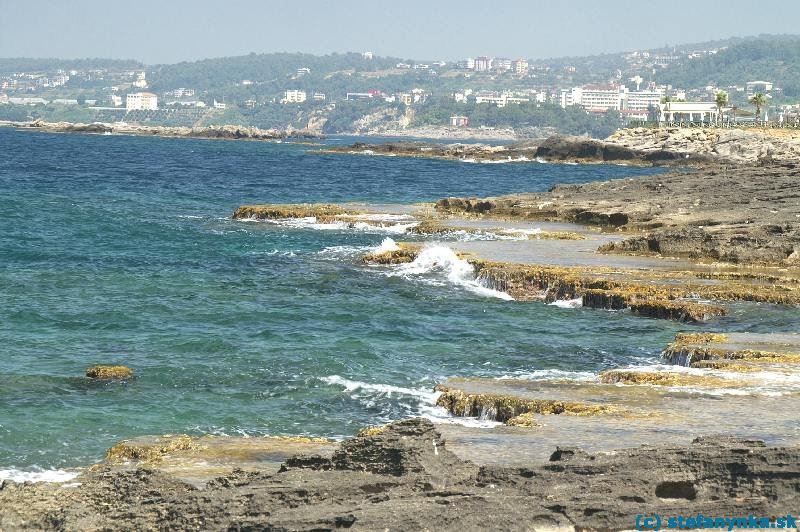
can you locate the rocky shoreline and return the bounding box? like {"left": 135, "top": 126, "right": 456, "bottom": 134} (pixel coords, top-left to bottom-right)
{"left": 328, "top": 126, "right": 800, "bottom": 166}
{"left": 0, "top": 120, "right": 322, "bottom": 141}
{"left": 5, "top": 129, "right": 800, "bottom": 530}
{"left": 435, "top": 162, "right": 800, "bottom": 266}
{"left": 3, "top": 418, "right": 799, "bottom": 530}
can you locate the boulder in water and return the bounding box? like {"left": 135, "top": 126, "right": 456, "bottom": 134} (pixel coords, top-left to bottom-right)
{"left": 86, "top": 365, "right": 134, "bottom": 380}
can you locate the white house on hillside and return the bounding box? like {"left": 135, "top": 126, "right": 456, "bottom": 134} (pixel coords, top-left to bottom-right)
{"left": 126, "top": 92, "right": 158, "bottom": 110}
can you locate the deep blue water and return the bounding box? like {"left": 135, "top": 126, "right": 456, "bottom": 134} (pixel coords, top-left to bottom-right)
{"left": 1, "top": 128, "right": 796, "bottom": 472}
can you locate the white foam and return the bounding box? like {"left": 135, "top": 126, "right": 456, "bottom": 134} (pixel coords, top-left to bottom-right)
{"left": 418, "top": 404, "right": 503, "bottom": 428}
{"left": 375, "top": 237, "right": 400, "bottom": 253}
{"left": 549, "top": 297, "right": 583, "bottom": 309}
{"left": 391, "top": 245, "right": 514, "bottom": 300}
{"left": 0, "top": 468, "right": 80, "bottom": 483}
{"left": 268, "top": 217, "right": 420, "bottom": 235}
{"left": 495, "top": 369, "right": 598, "bottom": 382}
{"left": 321, "top": 375, "right": 439, "bottom": 402}
{"left": 250, "top": 249, "right": 297, "bottom": 257}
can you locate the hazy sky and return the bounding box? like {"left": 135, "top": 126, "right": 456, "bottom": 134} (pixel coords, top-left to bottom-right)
{"left": 1, "top": 0, "right": 798, "bottom": 64}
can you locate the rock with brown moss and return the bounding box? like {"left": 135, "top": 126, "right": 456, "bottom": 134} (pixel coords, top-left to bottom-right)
{"left": 106, "top": 434, "right": 199, "bottom": 464}
{"left": 232, "top": 203, "right": 358, "bottom": 221}
{"left": 86, "top": 365, "right": 134, "bottom": 380}
{"left": 628, "top": 299, "right": 726, "bottom": 323}
{"left": 662, "top": 331, "right": 800, "bottom": 366}
{"left": 599, "top": 370, "right": 732, "bottom": 387}
{"left": 504, "top": 412, "right": 541, "bottom": 427}
{"left": 434, "top": 384, "right": 617, "bottom": 424}
{"left": 362, "top": 243, "right": 421, "bottom": 264}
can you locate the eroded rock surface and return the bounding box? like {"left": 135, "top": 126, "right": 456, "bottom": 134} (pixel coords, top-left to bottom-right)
{"left": 2, "top": 419, "right": 799, "bottom": 531}
{"left": 437, "top": 163, "right": 800, "bottom": 265}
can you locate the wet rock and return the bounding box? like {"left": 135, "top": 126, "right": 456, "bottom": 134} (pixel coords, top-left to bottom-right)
{"left": 106, "top": 434, "right": 199, "bottom": 463}
{"left": 85, "top": 365, "right": 134, "bottom": 380}
{"left": 628, "top": 299, "right": 726, "bottom": 323}
{"left": 662, "top": 331, "right": 800, "bottom": 367}
{"left": 599, "top": 370, "right": 732, "bottom": 387}
{"left": 434, "top": 383, "right": 618, "bottom": 423}
{"left": 361, "top": 243, "right": 420, "bottom": 264}
{"left": 232, "top": 203, "right": 355, "bottom": 221}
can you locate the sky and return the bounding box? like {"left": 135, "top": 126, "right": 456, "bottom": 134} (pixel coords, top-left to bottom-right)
{"left": 1, "top": 0, "right": 798, "bottom": 64}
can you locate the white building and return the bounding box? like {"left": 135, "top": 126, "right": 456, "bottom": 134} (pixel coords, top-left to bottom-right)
{"left": 312, "top": 92, "right": 326, "bottom": 101}
{"left": 296, "top": 68, "right": 311, "bottom": 76}
{"left": 9, "top": 97, "right": 49, "bottom": 105}
{"left": 168, "top": 88, "right": 195, "bottom": 98}
{"left": 213, "top": 99, "right": 227, "bottom": 109}
{"left": 457, "top": 58, "right": 475, "bottom": 69}
{"left": 475, "top": 91, "right": 529, "bottom": 108}
{"left": 453, "top": 89, "right": 473, "bottom": 103}
{"left": 132, "top": 71, "right": 148, "bottom": 89}
{"left": 493, "top": 58, "right": 512, "bottom": 71}
{"left": 658, "top": 101, "right": 726, "bottom": 123}
{"left": 282, "top": 90, "right": 307, "bottom": 103}
{"left": 474, "top": 57, "right": 491, "bottom": 72}
{"left": 126, "top": 92, "right": 158, "bottom": 110}
{"left": 512, "top": 59, "right": 529, "bottom": 74}
{"left": 362, "top": 51, "right": 374, "bottom": 60}
{"left": 625, "top": 89, "right": 664, "bottom": 111}
{"left": 561, "top": 85, "right": 628, "bottom": 111}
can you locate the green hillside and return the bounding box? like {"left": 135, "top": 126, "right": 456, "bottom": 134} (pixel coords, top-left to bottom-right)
{"left": 653, "top": 35, "right": 800, "bottom": 97}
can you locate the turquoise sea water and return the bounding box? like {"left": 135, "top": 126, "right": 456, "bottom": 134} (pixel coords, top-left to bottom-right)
{"left": 2, "top": 128, "right": 798, "bottom": 474}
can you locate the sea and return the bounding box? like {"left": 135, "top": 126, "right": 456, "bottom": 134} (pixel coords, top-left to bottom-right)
{"left": 2, "top": 128, "right": 798, "bottom": 481}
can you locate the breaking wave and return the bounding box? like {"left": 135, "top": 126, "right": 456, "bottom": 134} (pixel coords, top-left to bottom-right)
{"left": 321, "top": 375, "right": 439, "bottom": 402}
{"left": 389, "top": 245, "right": 514, "bottom": 300}
{"left": 264, "top": 216, "right": 420, "bottom": 234}
{"left": 321, "top": 375, "right": 502, "bottom": 428}
{"left": 0, "top": 468, "right": 81, "bottom": 483}
{"left": 549, "top": 297, "right": 583, "bottom": 309}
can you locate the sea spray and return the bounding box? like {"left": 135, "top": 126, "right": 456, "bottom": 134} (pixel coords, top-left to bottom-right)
{"left": 549, "top": 297, "right": 584, "bottom": 309}
{"left": 393, "top": 246, "right": 514, "bottom": 300}
{"left": 322, "top": 376, "right": 503, "bottom": 428}
{"left": 268, "top": 217, "right": 420, "bottom": 234}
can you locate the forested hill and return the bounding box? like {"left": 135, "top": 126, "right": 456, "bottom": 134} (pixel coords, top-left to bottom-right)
{"left": 149, "top": 52, "right": 405, "bottom": 91}
{"left": 0, "top": 58, "right": 142, "bottom": 75}
{"left": 653, "top": 35, "right": 800, "bottom": 97}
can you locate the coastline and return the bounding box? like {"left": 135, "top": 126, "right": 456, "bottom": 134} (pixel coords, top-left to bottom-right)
{"left": 326, "top": 126, "right": 800, "bottom": 166}
{"left": 0, "top": 119, "right": 322, "bottom": 142}
{"left": 3, "top": 418, "right": 800, "bottom": 530}
{"left": 3, "top": 126, "right": 800, "bottom": 529}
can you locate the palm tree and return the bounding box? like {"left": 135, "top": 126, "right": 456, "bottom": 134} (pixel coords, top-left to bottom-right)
{"left": 750, "top": 93, "right": 767, "bottom": 124}
{"left": 731, "top": 105, "right": 739, "bottom": 124}
{"left": 714, "top": 91, "right": 728, "bottom": 125}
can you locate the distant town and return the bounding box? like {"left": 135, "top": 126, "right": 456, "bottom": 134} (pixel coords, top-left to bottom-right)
{"left": 1, "top": 34, "right": 799, "bottom": 138}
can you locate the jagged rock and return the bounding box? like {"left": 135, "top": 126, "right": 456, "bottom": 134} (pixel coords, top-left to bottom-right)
{"left": 3, "top": 418, "right": 800, "bottom": 530}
